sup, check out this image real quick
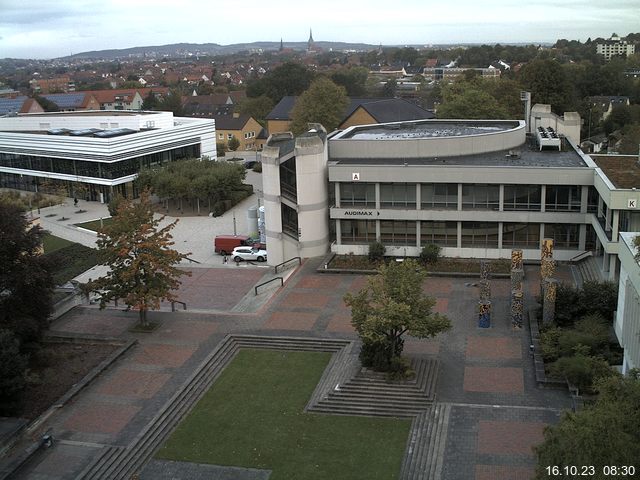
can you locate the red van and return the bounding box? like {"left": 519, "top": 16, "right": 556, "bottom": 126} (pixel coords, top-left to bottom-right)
{"left": 214, "top": 235, "right": 265, "bottom": 255}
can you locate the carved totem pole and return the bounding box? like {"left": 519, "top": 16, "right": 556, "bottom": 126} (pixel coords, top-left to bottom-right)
{"left": 510, "top": 249, "right": 524, "bottom": 328}
{"left": 540, "top": 238, "right": 557, "bottom": 325}
{"left": 478, "top": 260, "right": 491, "bottom": 328}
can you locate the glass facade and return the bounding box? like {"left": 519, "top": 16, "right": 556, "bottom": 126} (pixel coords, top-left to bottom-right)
{"left": 461, "top": 222, "right": 499, "bottom": 248}
{"left": 461, "top": 184, "right": 500, "bottom": 210}
{"left": 281, "top": 203, "right": 298, "bottom": 239}
{"left": 421, "top": 183, "right": 457, "bottom": 209}
{"left": 340, "top": 183, "right": 375, "bottom": 207}
{"left": 420, "top": 221, "right": 457, "bottom": 246}
{"left": 502, "top": 223, "right": 540, "bottom": 248}
{"left": 340, "top": 220, "right": 376, "bottom": 244}
{"left": 545, "top": 223, "right": 579, "bottom": 248}
{"left": 0, "top": 145, "right": 200, "bottom": 181}
{"left": 380, "top": 183, "right": 416, "bottom": 209}
{"left": 380, "top": 220, "right": 416, "bottom": 245}
{"left": 279, "top": 157, "right": 297, "bottom": 202}
{"left": 545, "top": 185, "right": 581, "bottom": 212}
{"left": 503, "top": 185, "right": 541, "bottom": 211}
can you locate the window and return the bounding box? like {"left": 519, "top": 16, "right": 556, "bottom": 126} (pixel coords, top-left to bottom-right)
{"left": 421, "top": 183, "right": 457, "bottom": 209}
{"left": 281, "top": 204, "right": 298, "bottom": 239}
{"left": 380, "top": 220, "right": 416, "bottom": 245}
{"left": 340, "top": 220, "right": 376, "bottom": 244}
{"left": 218, "top": 133, "right": 223, "bottom": 139}
{"left": 227, "top": 133, "right": 233, "bottom": 140}
{"left": 545, "top": 224, "right": 579, "bottom": 249}
{"left": 502, "top": 223, "right": 540, "bottom": 248}
{"left": 461, "top": 184, "right": 500, "bottom": 210}
{"left": 461, "top": 222, "right": 499, "bottom": 248}
{"left": 340, "top": 183, "right": 375, "bottom": 207}
{"left": 545, "top": 186, "right": 581, "bottom": 212}
{"left": 587, "top": 186, "right": 598, "bottom": 213}
{"left": 279, "top": 157, "right": 297, "bottom": 202}
{"left": 503, "top": 185, "right": 541, "bottom": 211}
{"left": 380, "top": 183, "right": 416, "bottom": 209}
{"left": 420, "top": 221, "right": 457, "bottom": 246}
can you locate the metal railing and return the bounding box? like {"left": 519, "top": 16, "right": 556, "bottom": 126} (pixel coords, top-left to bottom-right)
{"left": 255, "top": 277, "right": 283, "bottom": 295}
{"left": 569, "top": 250, "right": 593, "bottom": 263}
{"left": 171, "top": 300, "right": 187, "bottom": 312}
{"left": 274, "top": 256, "right": 302, "bottom": 274}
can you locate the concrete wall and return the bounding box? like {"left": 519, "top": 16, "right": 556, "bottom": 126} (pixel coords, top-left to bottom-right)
{"left": 295, "top": 134, "right": 330, "bottom": 258}
{"left": 261, "top": 138, "right": 288, "bottom": 266}
{"left": 330, "top": 120, "right": 525, "bottom": 159}
{"left": 615, "top": 232, "right": 640, "bottom": 373}
{"left": 530, "top": 104, "right": 581, "bottom": 146}
{"left": 0, "top": 111, "right": 175, "bottom": 131}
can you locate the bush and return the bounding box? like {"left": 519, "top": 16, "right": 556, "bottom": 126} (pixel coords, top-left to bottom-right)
{"left": 0, "top": 329, "right": 29, "bottom": 415}
{"left": 419, "top": 244, "right": 441, "bottom": 265}
{"left": 581, "top": 280, "right": 618, "bottom": 321}
{"left": 107, "top": 194, "right": 125, "bottom": 217}
{"left": 540, "top": 326, "right": 562, "bottom": 362}
{"left": 216, "top": 142, "right": 227, "bottom": 156}
{"left": 368, "top": 241, "right": 386, "bottom": 262}
{"left": 252, "top": 162, "right": 262, "bottom": 173}
{"left": 550, "top": 352, "right": 616, "bottom": 393}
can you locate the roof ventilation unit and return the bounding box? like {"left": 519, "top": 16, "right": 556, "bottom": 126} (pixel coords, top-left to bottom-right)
{"left": 536, "top": 126, "right": 561, "bottom": 151}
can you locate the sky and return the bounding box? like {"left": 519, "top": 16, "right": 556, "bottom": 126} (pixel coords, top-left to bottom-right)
{"left": 1, "top": 0, "right": 639, "bottom": 59}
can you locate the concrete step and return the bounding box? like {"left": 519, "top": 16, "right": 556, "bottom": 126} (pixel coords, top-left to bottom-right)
{"left": 310, "top": 404, "right": 422, "bottom": 418}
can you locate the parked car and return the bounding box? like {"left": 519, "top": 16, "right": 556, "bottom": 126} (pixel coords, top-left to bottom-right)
{"left": 232, "top": 247, "right": 267, "bottom": 262}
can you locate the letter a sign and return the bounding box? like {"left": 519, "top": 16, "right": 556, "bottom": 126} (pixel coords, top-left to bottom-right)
{"left": 352, "top": 172, "right": 360, "bottom": 181}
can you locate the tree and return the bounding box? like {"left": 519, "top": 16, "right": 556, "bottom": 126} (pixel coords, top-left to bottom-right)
{"left": 246, "top": 62, "right": 315, "bottom": 104}
{"left": 518, "top": 59, "right": 577, "bottom": 113}
{"left": 0, "top": 329, "right": 29, "bottom": 415}
{"left": 437, "top": 86, "right": 508, "bottom": 119}
{"left": 382, "top": 79, "right": 397, "bottom": 98}
{"left": 86, "top": 191, "right": 190, "bottom": 326}
{"left": 0, "top": 201, "right": 53, "bottom": 347}
{"left": 289, "top": 77, "right": 348, "bottom": 134}
{"left": 142, "top": 90, "right": 160, "bottom": 110}
{"left": 158, "top": 89, "right": 184, "bottom": 116}
{"left": 237, "top": 94, "right": 275, "bottom": 125}
{"left": 343, "top": 259, "right": 451, "bottom": 372}
{"left": 330, "top": 66, "right": 369, "bottom": 97}
{"left": 534, "top": 373, "right": 640, "bottom": 479}
{"left": 227, "top": 136, "right": 240, "bottom": 151}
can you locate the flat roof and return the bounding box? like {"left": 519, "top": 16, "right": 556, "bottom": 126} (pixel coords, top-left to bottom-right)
{"left": 11, "top": 110, "right": 156, "bottom": 117}
{"left": 330, "top": 139, "right": 588, "bottom": 168}
{"left": 591, "top": 155, "right": 640, "bottom": 189}
{"left": 334, "top": 119, "right": 521, "bottom": 140}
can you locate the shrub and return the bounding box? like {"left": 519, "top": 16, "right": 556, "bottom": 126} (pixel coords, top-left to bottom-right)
{"left": 580, "top": 280, "right": 618, "bottom": 321}
{"left": 216, "top": 142, "right": 227, "bottom": 156}
{"left": 368, "top": 241, "right": 386, "bottom": 262}
{"left": 0, "top": 329, "right": 29, "bottom": 415}
{"left": 419, "top": 244, "right": 441, "bottom": 265}
{"left": 359, "top": 338, "right": 404, "bottom": 372}
{"left": 550, "top": 352, "right": 616, "bottom": 393}
{"left": 554, "top": 283, "right": 582, "bottom": 327}
{"left": 107, "top": 194, "right": 125, "bottom": 217}
{"left": 540, "top": 326, "right": 562, "bottom": 362}
{"left": 252, "top": 162, "right": 262, "bottom": 173}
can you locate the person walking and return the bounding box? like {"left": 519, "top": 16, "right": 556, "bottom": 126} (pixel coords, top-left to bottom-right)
{"left": 223, "top": 254, "right": 228, "bottom": 265}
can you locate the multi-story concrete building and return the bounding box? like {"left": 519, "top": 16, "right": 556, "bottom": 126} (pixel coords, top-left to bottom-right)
{"left": 261, "top": 107, "right": 640, "bottom": 283}
{"left": 0, "top": 111, "right": 215, "bottom": 202}
{"left": 596, "top": 34, "right": 636, "bottom": 61}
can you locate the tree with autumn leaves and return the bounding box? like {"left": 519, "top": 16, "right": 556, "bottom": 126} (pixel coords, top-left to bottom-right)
{"left": 86, "top": 191, "right": 190, "bottom": 326}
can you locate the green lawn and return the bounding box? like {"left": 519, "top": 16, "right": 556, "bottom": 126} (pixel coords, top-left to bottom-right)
{"left": 74, "top": 217, "right": 113, "bottom": 232}
{"left": 43, "top": 234, "right": 74, "bottom": 253}
{"left": 157, "top": 349, "right": 411, "bottom": 480}
{"left": 42, "top": 235, "right": 99, "bottom": 285}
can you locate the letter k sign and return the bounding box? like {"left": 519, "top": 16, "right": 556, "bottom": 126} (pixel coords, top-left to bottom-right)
{"left": 629, "top": 199, "right": 637, "bottom": 208}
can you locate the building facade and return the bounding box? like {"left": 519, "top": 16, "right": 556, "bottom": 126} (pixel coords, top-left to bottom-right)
{"left": 0, "top": 111, "right": 215, "bottom": 202}
{"left": 596, "top": 35, "right": 636, "bottom": 60}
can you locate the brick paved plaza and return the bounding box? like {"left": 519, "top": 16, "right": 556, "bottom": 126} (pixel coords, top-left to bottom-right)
{"left": 10, "top": 259, "right": 573, "bottom": 479}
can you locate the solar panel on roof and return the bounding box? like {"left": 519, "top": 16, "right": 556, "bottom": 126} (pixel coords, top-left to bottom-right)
{"left": 70, "top": 128, "right": 102, "bottom": 136}
{"left": 93, "top": 128, "right": 137, "bottom": 138}
{"left": 47, "top": 128, "right": 70, "bottom": 135}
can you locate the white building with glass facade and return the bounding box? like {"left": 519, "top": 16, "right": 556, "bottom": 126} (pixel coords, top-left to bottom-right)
{"left": 0, "top": 110, "right": 216, "bottom": 202}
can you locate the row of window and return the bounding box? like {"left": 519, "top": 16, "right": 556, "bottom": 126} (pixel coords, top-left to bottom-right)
{"left": 217, "top": 132, "right": 256, "bottom": 140}
{"left": 0, "top": 145, "right": 200, "bottom": 180}
{"left": 338, "top": 183, "right": 597, "bottom": 213}
{"left": 340, "top": 220, "right": 586, "bottom": 249}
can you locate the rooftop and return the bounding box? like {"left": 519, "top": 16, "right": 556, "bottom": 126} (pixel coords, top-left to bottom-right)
{"left": 591, "top": 155, "right": 640, "bottom": 189}
{"left": 330, "top": 137, "right": 588, "bottom": 168}
{"left": 336, "top": 120, "right": 520, "bottom": 140}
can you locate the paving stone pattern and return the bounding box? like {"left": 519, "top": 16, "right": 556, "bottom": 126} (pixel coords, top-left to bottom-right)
{"left": 7, "top": 261, "right": 575, "bottom": 480}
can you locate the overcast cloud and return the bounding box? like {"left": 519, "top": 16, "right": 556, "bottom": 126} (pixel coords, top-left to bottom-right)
{"left": 1, "top": 0, "right": 639, "bottom": 59}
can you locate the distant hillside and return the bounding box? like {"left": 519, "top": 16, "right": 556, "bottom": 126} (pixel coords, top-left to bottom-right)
{"left": 64, "top": 41, "right": 379, "bottom": 60}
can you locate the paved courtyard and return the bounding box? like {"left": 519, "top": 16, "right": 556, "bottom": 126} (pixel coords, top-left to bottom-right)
{"left": 8, "top": 258, "right": 572, "bottom": 480}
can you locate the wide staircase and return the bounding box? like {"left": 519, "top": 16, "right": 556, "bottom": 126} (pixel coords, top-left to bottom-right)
{"left": 77, "top": 335, "right": 349, "bottom": 480}
{"left": 308, "top": 357, "right": 439, "bottom": 418}
{"left": 574, "top": 255, "right": 603, "bottom": 286}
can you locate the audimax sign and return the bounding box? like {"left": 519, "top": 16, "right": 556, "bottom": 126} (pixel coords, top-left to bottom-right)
{"left": 343, "top": 210, "right": 380, "bottom": 217}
